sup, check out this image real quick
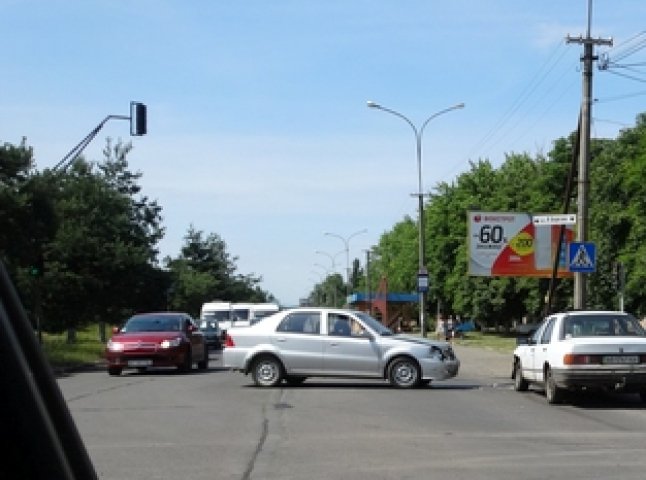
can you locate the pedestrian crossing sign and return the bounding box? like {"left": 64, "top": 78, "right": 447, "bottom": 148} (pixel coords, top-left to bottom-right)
{"left": 568, "top": 242, "right": 596, "bottom": 273}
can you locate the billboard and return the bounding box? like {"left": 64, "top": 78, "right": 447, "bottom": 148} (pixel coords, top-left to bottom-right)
{"left": 468, "top": 211, "right": 574, "bottom": 278}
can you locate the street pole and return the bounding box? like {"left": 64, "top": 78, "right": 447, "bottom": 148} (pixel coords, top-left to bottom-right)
{"left": 367, "top": 101, "right": 464, "bottom": 336}
{"left": 365, "top": 249, "right": 372, "bottom": 314}
{"left": 567, "top": 0, "right": 612, "bottom": 309}
{"left": 324, "top": 229, "right": 367, "bottom": 299}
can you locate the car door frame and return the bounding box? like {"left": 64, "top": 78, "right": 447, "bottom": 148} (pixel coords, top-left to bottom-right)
{"left": 531, "top": 316, "right": 557, "bottom": 383}
{"left": 518, "top": 319, "right": 545, "bottom": 382}
{"left": 322, "top": 312, "right": 382, "bottom": 377}
{"left": 272, "top": 310, "right": 324, "bottom": 374}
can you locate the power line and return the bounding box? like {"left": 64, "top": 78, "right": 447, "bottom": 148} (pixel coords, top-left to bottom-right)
{"left": 594, "top": 89, "right": 646, "bottom": 103}
{"left": 465, "top": 41, "right": 571, "bottom": 161}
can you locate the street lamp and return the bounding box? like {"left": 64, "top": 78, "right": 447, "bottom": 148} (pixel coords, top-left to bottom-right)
{"left": 367, "top": 100, "right": 464, "bottom": 337}
{"left": 324, "top": 229, "right": 368, "bottom": 297}
{"left": 313, "top": 261, "right": 339, "bottom": 307}
{"left": 315, "top": 249, "right": 344, "bottom": 272}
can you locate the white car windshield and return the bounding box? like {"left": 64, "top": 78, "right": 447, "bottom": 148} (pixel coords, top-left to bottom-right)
{"left": 561, "top": 313, "right": 646, "bottom": 339}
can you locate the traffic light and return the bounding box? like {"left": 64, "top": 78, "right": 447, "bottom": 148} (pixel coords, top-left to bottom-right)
{"left": 130, "top": 101, "right": 147, "bottom": 136}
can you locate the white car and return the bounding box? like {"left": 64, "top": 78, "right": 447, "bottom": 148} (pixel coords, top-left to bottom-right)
{"left": 223, "top": 307, "right": 459, "bottom": 388}
{"left": 512, "top": 310, "right": 646, "bottom": 404}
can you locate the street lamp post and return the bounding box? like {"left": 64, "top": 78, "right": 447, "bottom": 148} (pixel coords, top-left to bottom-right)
{"left": 314, "top": 250, "right": 343, "bottom": 306}
{"left": 315, "top": 250, "right": 344, "bottom": 273}
{"left": 367, "top": 100, "right": 464, "bottom": 337}
{"left": 324, "top": 229, "right": 368, "bottom": 298}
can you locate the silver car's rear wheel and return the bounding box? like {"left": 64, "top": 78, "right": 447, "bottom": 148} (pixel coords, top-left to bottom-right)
{"left": 251, "top": 356, "right": 283, "bottom": 387}
{"left": 388, "top": 357, "right": 421, "bottom": 389}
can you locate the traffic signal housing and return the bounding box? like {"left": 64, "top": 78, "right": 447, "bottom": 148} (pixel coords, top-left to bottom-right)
{"left": 130, "top": 102, "right": 147, "bottom": 136}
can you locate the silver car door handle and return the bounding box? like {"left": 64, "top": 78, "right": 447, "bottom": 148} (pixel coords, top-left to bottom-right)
{"left": 329, "top": 342, "right": 339, "bottom": 347}
{"left": 276, "top": 337, "right": 286, "bottom": 342}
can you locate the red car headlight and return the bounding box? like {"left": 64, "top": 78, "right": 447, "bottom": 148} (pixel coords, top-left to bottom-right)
{"left": 107, "top": 340, "right": 124, "bottom": 352}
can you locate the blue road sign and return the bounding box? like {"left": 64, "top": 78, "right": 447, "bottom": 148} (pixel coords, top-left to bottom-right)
{"left": 568, "top": 242, "right": 596, "bottom": 273}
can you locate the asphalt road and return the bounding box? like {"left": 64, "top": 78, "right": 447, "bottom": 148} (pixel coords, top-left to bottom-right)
{"left": 58, "top": 345, "right": 646, "bottom": 480}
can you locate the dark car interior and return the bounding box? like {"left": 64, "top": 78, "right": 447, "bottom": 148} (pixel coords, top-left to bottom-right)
{"left": 0, "top": 261, "right": 98, "bottom": 479}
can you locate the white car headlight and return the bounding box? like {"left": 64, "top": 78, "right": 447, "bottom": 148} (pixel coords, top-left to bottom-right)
{"left": 160, "top": 337, "right": 182, "bottom": 349}
{"left": 107, "top": 340, "right": 124, "bottom": 352}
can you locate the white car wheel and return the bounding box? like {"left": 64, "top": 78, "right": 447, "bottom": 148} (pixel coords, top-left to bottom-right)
{"left": 545, "top": 367, "right": 564, "bottom": 404}
{"left": 513, "top": 359, "right": 529, "bottom": 392}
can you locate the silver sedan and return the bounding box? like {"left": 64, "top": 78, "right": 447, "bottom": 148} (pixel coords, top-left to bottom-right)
{"left": 223, "top": 307, "right": 459, "bottom": 388}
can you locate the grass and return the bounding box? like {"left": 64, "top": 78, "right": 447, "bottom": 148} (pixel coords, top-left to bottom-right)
{"left": 451, "top": 331, "right": 517, "bottom": 354}
{"left": 41, "top": 324, "right": 107, "bottom": 368}
{"left": 40, "top": 324, "right": 517, "bottom": 369}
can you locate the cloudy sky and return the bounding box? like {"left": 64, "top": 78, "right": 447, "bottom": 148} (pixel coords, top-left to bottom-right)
{"left": 2, "top": 0, "right": 645, "bottom": 305}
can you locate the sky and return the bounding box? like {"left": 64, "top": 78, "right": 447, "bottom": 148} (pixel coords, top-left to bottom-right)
{"left": 2, "top": 1, "right": 645, "bottom": 306}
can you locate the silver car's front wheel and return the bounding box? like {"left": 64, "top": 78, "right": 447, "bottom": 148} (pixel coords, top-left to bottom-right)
{"left": 251, "top": 356, "right": 283, "bottom": 387}
{"left": 388, "top": 357, "right": 421, "bottom": 389}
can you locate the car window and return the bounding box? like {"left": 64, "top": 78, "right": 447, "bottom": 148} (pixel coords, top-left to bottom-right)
{"left": 200, "top": 320, "right": 219, "bottom": 331}
{"left": 327, "top": 313, "right": 365, "bottom": 337}
{"left": 529, "top": 319, "right": 546, "bottom": 344}
{"left": 124, "top": 315, "right": 181, "bottom": 332}
{"left": 354, "top": 311, "right": 393, "bottom": 336}
{"left": 277, "top": 312, "right": 321, "bottom": 334}
{"left": 232, "top": 309, "right": 250, "bottom": 320}
{"left": 539, "top": 318, "right": 556, "bottom": 344}
{"left": 561, "top": 314, "right": 645, "bottom": 338}
{"left": 204, "top": 311, "right": 230, "bottom": 322}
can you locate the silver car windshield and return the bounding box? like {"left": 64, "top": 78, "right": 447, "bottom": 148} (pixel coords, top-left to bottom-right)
{"left": 354, "top": 311, "right": 394, "bottom": 336}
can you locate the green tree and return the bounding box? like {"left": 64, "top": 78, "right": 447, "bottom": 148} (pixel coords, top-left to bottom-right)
{"left": 38, "top": 140, "right": 167, "bottom": 334}
{"left": 166, "top": 226, "right": 273, "bottom": 314}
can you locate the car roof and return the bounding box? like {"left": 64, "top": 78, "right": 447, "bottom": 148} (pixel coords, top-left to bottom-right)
{"left": 132, "top": 311, "right": 190, "bottom": 316}
{"left": 559, "top": 310, "right": 631, "bottom": 316}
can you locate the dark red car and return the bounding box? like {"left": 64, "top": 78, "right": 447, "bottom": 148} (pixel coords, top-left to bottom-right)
{"left": 105, "top": 312, "right": 208, "bottom": 376}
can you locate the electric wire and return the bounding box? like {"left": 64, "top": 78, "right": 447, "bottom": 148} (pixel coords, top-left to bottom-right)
{"left": 465, "top": 41, "right": 572, "bottom": 162}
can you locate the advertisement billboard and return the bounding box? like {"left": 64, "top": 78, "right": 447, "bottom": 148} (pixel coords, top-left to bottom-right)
{"left": 468, "top": 211, "right": 574, "bottom": 278}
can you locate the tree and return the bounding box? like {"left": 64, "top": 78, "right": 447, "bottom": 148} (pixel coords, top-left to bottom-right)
{"left": 34, "top": 140, "right": 167, "bottom": 335}
{"left": 166, "top": 226, "right": 273, "bottom": 315}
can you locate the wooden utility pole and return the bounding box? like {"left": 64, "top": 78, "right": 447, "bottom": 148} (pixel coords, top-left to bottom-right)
{"left": 566, "top": 0, "right": 612, "bottom": 309}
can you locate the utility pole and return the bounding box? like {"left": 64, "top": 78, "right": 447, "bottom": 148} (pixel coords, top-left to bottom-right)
{"left": 566, "top": 0, "right": 612, "bottom": 309}
{"left": 364, "top": 249, "right": 371, "bottom": 314}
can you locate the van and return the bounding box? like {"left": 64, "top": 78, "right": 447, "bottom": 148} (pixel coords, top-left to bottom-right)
{"left": 200, "top": 301, "right": 280, "bottom": 332}
{"left": 198, "top": 302, "right": 254, "bottom": 334}
{"left": 250, "top": 303, "right": 280, "bottom": 325}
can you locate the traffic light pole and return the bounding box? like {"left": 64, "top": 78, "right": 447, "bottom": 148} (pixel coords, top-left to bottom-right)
{"left": 52, "top": 101, "right": 146, "bottom": 172}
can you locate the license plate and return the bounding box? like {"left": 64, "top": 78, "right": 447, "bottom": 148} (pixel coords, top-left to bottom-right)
{"left": 602, "top": 355, "right": 639, "bottom": 365}
{"left": 128, "top": 359, "right": 153, "bottom": 367}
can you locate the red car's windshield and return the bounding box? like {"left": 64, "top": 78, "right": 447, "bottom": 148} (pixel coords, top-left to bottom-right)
{"left": 123, "top": 315, "right": 182, "bottom": 332}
